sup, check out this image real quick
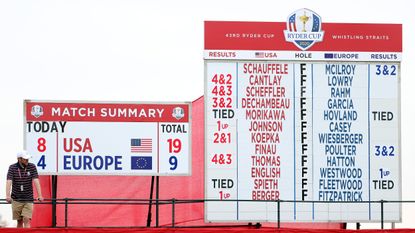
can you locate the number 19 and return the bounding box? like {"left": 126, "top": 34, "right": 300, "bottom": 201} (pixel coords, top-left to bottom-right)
{"left": 168, "top": 139, "right": 182, "bottom": 153}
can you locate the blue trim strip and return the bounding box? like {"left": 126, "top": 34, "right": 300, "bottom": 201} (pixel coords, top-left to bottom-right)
{"left": 312, "top": 64, "right": 315, "bottom": 221}
{"left": 368, "top": 64, "right": 372, "bottom": 220}
{"left": 293, "top": 63, "right": 297, "bottom": 220}
{"left": 236, "top": 62, "right": 239, "bottom": 220}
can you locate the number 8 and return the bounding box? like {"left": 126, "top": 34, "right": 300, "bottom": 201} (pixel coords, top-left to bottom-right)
{"left": 37, "top": 137, "right": 47, "bottom": 152}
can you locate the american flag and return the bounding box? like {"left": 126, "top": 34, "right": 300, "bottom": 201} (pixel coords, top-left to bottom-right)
{"left": 255, "top": 52, "right": 264, "bottom": 58}
{"left": 288, "top": 14, "right": 297, "bottom": 32}
{"left": 131, "top": 138, "right": 152, "bottom": 153}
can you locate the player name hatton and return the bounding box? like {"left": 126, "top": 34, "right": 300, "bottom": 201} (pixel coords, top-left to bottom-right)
{"left": 50, "top": 107, "right": 165, "bottom": 118}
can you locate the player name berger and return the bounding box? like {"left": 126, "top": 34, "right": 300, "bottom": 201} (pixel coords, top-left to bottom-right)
{"left": 51, "top": 107, "right": 164, "bottom": 118}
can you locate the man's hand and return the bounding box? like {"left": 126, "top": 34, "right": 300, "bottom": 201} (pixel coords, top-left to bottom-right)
{"left": 6, "top": 197, "right": 12, "bottom": 203}
{"left": 37, "top": 197, "right": 44, "bottom": 202}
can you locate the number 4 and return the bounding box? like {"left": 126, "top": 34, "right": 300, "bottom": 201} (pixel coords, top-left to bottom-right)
{"left": 37, "top": 155, "right": 46, "bottom": 169}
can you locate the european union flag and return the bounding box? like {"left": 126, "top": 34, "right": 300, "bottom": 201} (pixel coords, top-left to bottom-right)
{"left": 131, "top": 156, "right": 152, "bottom": 170}
{"left": 324, "top": 53, "right": 334, "bottom": 59}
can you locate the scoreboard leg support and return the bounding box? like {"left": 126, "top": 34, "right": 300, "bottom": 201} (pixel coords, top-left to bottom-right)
{"left": 146, "top": 176, "right": 155, "bottom": 227}
{"left": 52, "top": 175, "right": 58, "bottom": 228}
{"left": 156, "top": 176, "right": 160, "bottom": 227}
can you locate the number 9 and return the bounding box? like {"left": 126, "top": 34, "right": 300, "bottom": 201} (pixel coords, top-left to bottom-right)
{"left": 169, "top": 156, "right": 178, "bottom": 170}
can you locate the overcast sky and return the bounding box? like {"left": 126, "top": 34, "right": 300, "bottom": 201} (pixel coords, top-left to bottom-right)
{"left": 0, "top": 0, "right": 413, "bottom": 228}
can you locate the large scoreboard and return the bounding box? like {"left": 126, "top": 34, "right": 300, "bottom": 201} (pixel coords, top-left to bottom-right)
{"left": 204, "top": 9, "right": 401, "bottom": 222}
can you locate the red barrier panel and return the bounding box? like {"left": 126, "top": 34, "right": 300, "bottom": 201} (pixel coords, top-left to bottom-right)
{"left": 1, "top": 227, "right": 414, "bottom": 233}
{"left": 31, "top": 97, "right": 342, "bottom": 229}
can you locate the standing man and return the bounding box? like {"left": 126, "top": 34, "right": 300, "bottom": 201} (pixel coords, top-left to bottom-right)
{"left": 6, "top": 151, "right": 43, "bottom": 228}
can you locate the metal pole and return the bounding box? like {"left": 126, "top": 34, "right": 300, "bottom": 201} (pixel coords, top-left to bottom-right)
{"left": 51, "top": 175, "right": 57, "bottom": 227}
{"left": 146, "top": 176, "right": 155, "bottom": 227}
{"left": 381, "top": 200, "right": 384, "bottom": 229}
{"left": 156, "top": 176, "right": 159, "bottom": 227}
{"left": 277, "top": 199, "right": 280, "bottom": 229}
{"left": 172, "top": 198, "right": 176, "bottom": 227}
{"left": 65, "top": 198, "right": 68, "bottom": 228}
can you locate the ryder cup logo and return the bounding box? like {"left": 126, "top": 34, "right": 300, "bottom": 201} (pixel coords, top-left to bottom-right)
{"left": 172, "top": 107, "right": 185, "bottom": 120}
{"left": 31, "top": 105, "right": 44, "bottom": 118}
{"left": 284, "top": 8, "right": 324, "bottom": 50}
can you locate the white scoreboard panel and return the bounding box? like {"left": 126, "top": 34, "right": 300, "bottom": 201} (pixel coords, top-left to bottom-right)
{"left": 24, "top": 101, "right": 191, "bottom": 176}
{"left": 205, "top": 61, "right": 400, "bottom": 222}
{"left": 204, "top": 18, "right": 402, "bottom": 223}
